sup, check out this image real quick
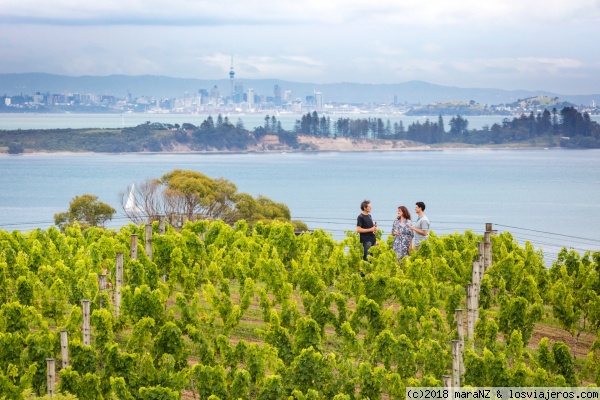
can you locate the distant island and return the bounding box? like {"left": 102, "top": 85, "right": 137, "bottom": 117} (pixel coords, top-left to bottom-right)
{"left": 1, "top": 107, "right": 599, "bottom": 154}
{"left": 405, "top": 96, "right": 577, "bottom": 116}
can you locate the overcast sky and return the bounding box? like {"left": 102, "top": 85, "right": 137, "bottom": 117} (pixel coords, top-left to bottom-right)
{"left": 1, "top": 0, "right": 599, "bottom": 94}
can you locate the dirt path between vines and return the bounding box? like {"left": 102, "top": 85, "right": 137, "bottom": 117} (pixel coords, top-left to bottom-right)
{"left": 529, "top": 323, "right": 596, "bottom": 359}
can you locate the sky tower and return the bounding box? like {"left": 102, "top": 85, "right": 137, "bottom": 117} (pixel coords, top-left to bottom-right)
{"left": 229, "top": 54, "right": 235, "bottom": 97}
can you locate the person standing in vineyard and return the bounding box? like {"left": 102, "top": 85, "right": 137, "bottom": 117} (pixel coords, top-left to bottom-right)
{"left": 410, "top": 201, "right": 429, "bottom": 250}
{"left": 392, "top": 205, "right": 413, "bottom": 261}
{"left": 356, "top": 200, "right": 377, "bottom": 261}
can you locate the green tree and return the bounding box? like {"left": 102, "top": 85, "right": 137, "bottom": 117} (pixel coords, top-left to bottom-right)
{"left": 498, "top": 296, "right": 543, "bottom": 345}
{"left": 161, "top": 169, "right": 237, "bottom": 221}
{"left": 448, "top": 115, "right": 469, "bottom": 141}
{"left": 234, "top": 193, "right": 291, "bottom": 226}
{"left": 54, "top": 194, "right": 115, "bottom": 230}
{"left": 552, "top": 342, "right": 577, "bottom": 385}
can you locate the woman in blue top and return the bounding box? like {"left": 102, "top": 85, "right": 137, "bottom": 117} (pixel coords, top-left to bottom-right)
{"left": 392, "top": 205, "right": 413, "bottom": 261}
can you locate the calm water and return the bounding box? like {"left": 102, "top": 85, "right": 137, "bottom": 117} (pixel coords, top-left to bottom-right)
{"left": 1, "top": 150, "right": 599, "bottom": 263}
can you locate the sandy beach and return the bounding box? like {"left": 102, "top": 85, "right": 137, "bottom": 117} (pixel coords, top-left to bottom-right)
{"left": 296, "top": 136, "right": 433, "bottom": 151}
{"left": 249, "top": 134, "right": 490, "bottom": 152}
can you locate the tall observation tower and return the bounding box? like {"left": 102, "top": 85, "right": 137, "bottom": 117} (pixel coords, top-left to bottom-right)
{"left": 229, "top": 55, "right": 235, "bottom": 97}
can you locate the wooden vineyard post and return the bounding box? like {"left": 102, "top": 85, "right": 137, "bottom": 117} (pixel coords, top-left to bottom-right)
{"left": 116, "top": 252, "right": 123, "bottom": 318}
{"left": 483, "top": 223, "right": 496, "bottom": 273}
{"left": 46, "top": 358, "right": 55, "bottom": 397}
{"left": 455, "top": 309, "right": 464, "bottom": 375}
{"left": 98, "top": 273, "right": 106, "bottom": 308}
{"left": 483, "top": 231, "right": 492, "bottom": 273}
{"left": 477, "top": 242, "right": 485, "bottom": 276}
{"left": 442, "top": 374, "right": 454, "bottom": 399}
{"left": 472, "top": 260, "right": 481, "bottom": 287}
{"left": 98, "top": 274, "right": 107, "bottom": 290}
{"left": 485, "top": 223, "right": 497, "bottom": 236}
{"left": 442, "top": 375, "right": 452, "bottom": 387}
{"left": 145, "top": 223, "right": 153, "bottom": 261}
{"left": 455, "top": 309, "right": 464, "bottom": 343}
{"left": 82, "top": 300, "right": 91, "bottom": 346}
{"left": 466, "top": 284, "right": 477, "bottom": 349}
{"left": 471, "top": 261, "right": 482, "bottom": 323}
{"left": 451, "top": 340, "right": 461, "bottom": 388}
{"left": 60, "top": 330, "right": 69, "bottom": 369}
{"left": 471, "top": 261, "right": 480, "bottom": 322}
{"left": 130, "top": 234, "right": 138, "bottom": 260}
{"left": 158, "top": 216, "right": 166, "bottom": 235}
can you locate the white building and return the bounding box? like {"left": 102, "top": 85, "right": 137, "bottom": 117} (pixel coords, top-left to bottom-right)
{"left": 292, "top": 98, "right": 302, "bottom": 112}
{"left": 284, "top": 90, "right": 292, "bottom": 103}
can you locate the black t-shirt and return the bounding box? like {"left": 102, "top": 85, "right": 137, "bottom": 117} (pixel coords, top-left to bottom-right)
{"left": 357, "top": 213, "right": 376, "bottom": 243}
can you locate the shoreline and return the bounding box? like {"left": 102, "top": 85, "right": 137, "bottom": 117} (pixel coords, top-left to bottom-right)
{"left": 0, "top": 135, "right": 566, "bottom": 156}
{"left": 0, "top": 146, "right": 565, "bottom": 157}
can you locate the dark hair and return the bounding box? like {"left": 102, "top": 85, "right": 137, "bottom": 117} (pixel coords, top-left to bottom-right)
{"left": 416, "top": 201, "right": 426, "bottom": 211}
{"left": 360, "top": 200, "right": 371, "bottom": 211}
{"left": 398, "top": 205, "right": 411, "bottom": 220}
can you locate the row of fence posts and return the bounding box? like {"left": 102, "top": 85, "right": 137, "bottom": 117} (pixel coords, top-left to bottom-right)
{"left": 443, "top": 223, "right": 496, "bottom": 390}
{"left": 46, "top": 220, "right": 494, "bottom": 396}
{"left": 45, "top": 220, "right": 166, "bottom": 397}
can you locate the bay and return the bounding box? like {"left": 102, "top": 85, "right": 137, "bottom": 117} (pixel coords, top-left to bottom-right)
{"left": 1, "top": 149, "right": 600, "bottom": 264}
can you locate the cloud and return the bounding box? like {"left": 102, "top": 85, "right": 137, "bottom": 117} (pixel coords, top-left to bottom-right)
{"left": 0, "top": 0, "right": 598, "bottom": 94}
{"left": 2, "top": 0, "right": 598, "bottom": 27}
{"left": 475, "top": 57, "right": 583, "bottom": 74}
{"left": 1, "top": 0, "right": 334, "bottom": 26}
{"left": 372, "top": 41, "right": 405, "bottom": 57}
{"left": 197, "top": 53, "right": 324, "bottom": 80}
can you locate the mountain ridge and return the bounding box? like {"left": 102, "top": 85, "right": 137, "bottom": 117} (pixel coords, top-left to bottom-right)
{"left": 1, "top": 72, "right": 598, "bottom": 106}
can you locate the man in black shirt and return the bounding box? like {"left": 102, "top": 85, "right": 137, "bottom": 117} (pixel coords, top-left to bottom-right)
{"left": 356, "top": 199, "right": 377, "bottom": 261}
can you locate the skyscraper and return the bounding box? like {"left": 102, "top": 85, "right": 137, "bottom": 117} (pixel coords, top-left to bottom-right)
{"left": 274, "top": 84, "right": 282, "bottom": 106}
{"left": 247, "top": 88, "right": 255, "bottom": 111}
{"left": 315, "top": 92, "right": 323, "bottom": 111}
{"left": 210, "top": 85, "right": 220, "bottom": 100}
{"left": 234, "top": 82, "right": 244, "bottom": 104}
{"left": 229, "top": 55, "right": 235, "bottom": 97}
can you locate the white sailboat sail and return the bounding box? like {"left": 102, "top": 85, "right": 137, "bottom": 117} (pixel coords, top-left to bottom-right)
{"left": 125, "top": 183, "right": 143, "bottom": 213}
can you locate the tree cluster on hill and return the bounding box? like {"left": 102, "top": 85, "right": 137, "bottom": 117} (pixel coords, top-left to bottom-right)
{"left": 406, "top": 100, "right": 500, "bottom": 116}
{"left": 185, "top": 115, "right": 257, "bottom": 150}
{"left": 0, "top": 123, "right": 176, "bottom": 153}
{"left": 291, "top": 107, "right": 600, "bottom": 148}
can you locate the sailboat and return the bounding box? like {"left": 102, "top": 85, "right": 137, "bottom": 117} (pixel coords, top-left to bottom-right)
{"left": 125, "top": 183, "right": 144, "bottom": 214}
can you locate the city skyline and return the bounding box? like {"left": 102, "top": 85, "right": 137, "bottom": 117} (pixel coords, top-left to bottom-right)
{"left": 1, "top": 0, "right": 599, "bottom": 95}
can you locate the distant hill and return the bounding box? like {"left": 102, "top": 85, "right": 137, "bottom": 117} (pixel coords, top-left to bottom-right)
{"left": 0, "top": 73, "right": 598, "bottom": 106}
{"left": 504, "top": 95, "right": 574, "bottom": 109}
{"left": 406, "top": 100, "right": 502, "bottom": 116}
{"left": 405, "top": 96, "right": 578, "bottom": 116}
